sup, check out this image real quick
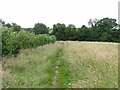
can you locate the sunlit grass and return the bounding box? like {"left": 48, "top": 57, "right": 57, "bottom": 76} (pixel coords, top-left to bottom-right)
{"left": 2, "top": 41, "right": 118, "bottom": 88}
{"left": 2, "top": 42, "right": 61, "bottom": 88}
{"left": 63, "top": 41, "right": 118, "bottom": 88}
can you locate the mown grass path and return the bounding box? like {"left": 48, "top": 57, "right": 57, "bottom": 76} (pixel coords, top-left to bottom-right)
{"left": 52, "top": 49, "right": 61, "bottom": 87}
{"left": 52, "top": 42, "right": 71, "bottom": 88}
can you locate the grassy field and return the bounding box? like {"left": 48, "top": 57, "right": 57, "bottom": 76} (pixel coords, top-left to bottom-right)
{"left": 2, "top": 41, "right": 118, "bottom": 88}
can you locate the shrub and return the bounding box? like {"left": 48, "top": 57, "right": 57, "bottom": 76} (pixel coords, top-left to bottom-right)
{"left": 1, "top": 27, "right": 56, "bottom": 56}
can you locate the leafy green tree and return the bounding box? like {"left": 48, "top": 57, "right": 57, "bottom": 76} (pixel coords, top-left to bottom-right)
{"left": 0, "top": 19, "right": 5, "bottom": 26}
{"left": 96, "top": 18, "right": 117, "bottom": 29}
{"left": 5, "top": 23, "right": 12, "bottom": 28}
{"left": 95, "top": 18, "right": 118, "bottom": 42}
{"left": 12, "top": 23, "right": 21, "bottom": 31}
{"left": 33, "top": 23, "right": 49, "bottom": 34}
{"left": 52, "top": 23, "right": 66, "bottom": 40}
{"left": 76, "top": 25, "right": 89, "bottom": 41}
{"left": 87, "top": 18, "right": 118, "bottom": 42}
{"left": 111, "top": 28, "right": 120, "bottom": 42}
{"left": 65, "top": 24, "right": 77, "bottom": 40}
{"left": 100, "top": 32, "right": 111, "bottom": 42}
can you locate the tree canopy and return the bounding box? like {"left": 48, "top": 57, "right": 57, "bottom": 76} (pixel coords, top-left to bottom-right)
{"left": 1, "top": 17, "right": 120, "bottom": 43}
{"left": 33, "top": 23, "right": 49, "bottom": 34}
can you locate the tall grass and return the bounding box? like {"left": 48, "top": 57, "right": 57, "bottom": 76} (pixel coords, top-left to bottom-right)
{"left": 2, "top": 41, "right": 118, "bottom": 88}
{"left": 63, "top": 41, "right": 118, "bottom": 88}
{"left": 2, "top": 42, "right": 61, "bottom": 88}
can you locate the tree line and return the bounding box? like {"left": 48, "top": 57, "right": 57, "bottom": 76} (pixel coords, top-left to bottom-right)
{"left": 51, "top": 18, "right": 120, "bottom": 42}
{"left": 1, "top": 17, "right": 120, "bottom": 56}
{"left": 1, "top": 17, "right": 119, "bottom": 43}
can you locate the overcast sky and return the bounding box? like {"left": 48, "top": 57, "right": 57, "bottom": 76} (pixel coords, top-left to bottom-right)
{"left": 0, "top": 0, "right": 119, "bottom": 28}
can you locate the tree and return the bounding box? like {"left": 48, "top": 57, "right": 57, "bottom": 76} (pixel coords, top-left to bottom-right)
{"left": 0, "top": 19, "right": 5, "bottom": 26}
{"left": 95, "top": 18, "right": 118, "bottom": 42}
{"left": 33, "top": 23, "right": 49, "bottom": 34}
{"left": 76, "top": 25, "right": 90, "bottom": 41}
{"left": 95, "top": 18, "right": 117, "bottom": 29}
{"left": 12, "top": 23, "right": 21, "bottom": 31}
{"left": 5, "top": 23, "right": 12, "bottom": 28}
{"left": 88, "top": 19, "right": 98, "bottom": 28}
{"left": 87, "top": 18, "right": 118, "bottom": 42}
{"left": 110, "top": 28, "right": 120, "bottom": 42}
{"left": 52, "top": 23, "right": 66, "bottom": 40}
{"left": 65, "top": 24, "right": 77, "bottom": 40}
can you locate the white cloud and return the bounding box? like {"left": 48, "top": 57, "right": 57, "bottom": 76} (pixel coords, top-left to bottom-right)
{"left": 0, "top": 0, "right": 119, "bottom": 28}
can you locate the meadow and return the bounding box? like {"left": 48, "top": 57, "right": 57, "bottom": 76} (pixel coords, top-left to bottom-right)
{"left": 2, "top": 41, "right": 118, "bottom": 88}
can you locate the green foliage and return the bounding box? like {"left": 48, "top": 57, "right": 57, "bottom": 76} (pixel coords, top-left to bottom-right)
{"left": 65, "top": 24, "right": 77, "bottom": 40}
{"left": 52, "top": 23, "right": 77, "bottom": 41}
{"left": 76, "top": 25, "right": 90, "bottom": 41}
{"left": 33, "top": 23, "right": 49, "bottom": 34}
{"left": 1, "top": 27, "right": 56, "bottom": 56}
{"left": 5, "top": 23, "right": 12, "bottom": 28}
{"left": 12, "top": 23, "right": 21, "bottom": 31}
{"left": 51, "top": 18, "right": 120, "bottom": 43}
{"left": 2, "top": 28, "right": 20, "bottom": 55}
{"left": 52, "top": 23, "right": 66, "bottom": 40}
{"left": 96, "top": 18, "right": 117, "bottom": 29}
{"left": 49, "top": 35, "right": 56, "bottom": 43}
{"left": 1, "top": 17, "right": 120, "bottom": 44}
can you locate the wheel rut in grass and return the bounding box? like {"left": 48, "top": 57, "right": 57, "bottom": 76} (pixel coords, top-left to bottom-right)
{"left": 52, "top": 42, "right": 71, "bottom": 88}
{"left": 52, "top": 48, "right": 62, "bottom": 88}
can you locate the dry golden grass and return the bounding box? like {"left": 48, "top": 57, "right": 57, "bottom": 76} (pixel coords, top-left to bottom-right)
{"left": 63, "top": 41, "right": 118, "bottom": 64}
{"left": 62, "top": 41, "right": 118, "bottom": 88}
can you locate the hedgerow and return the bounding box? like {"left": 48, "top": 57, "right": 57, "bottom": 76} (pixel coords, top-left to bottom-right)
{"left": 1, "top": 27, "right": 56, "bottom": 56}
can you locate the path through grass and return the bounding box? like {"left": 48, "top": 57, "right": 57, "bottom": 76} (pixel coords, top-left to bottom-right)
{"left": 2, "top": 41, "right": 118, "bottom": 88}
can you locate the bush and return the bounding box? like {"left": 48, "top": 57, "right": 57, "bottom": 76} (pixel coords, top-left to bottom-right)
{"left": 1, "top": 27, "right": 56, "bottom": 56}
